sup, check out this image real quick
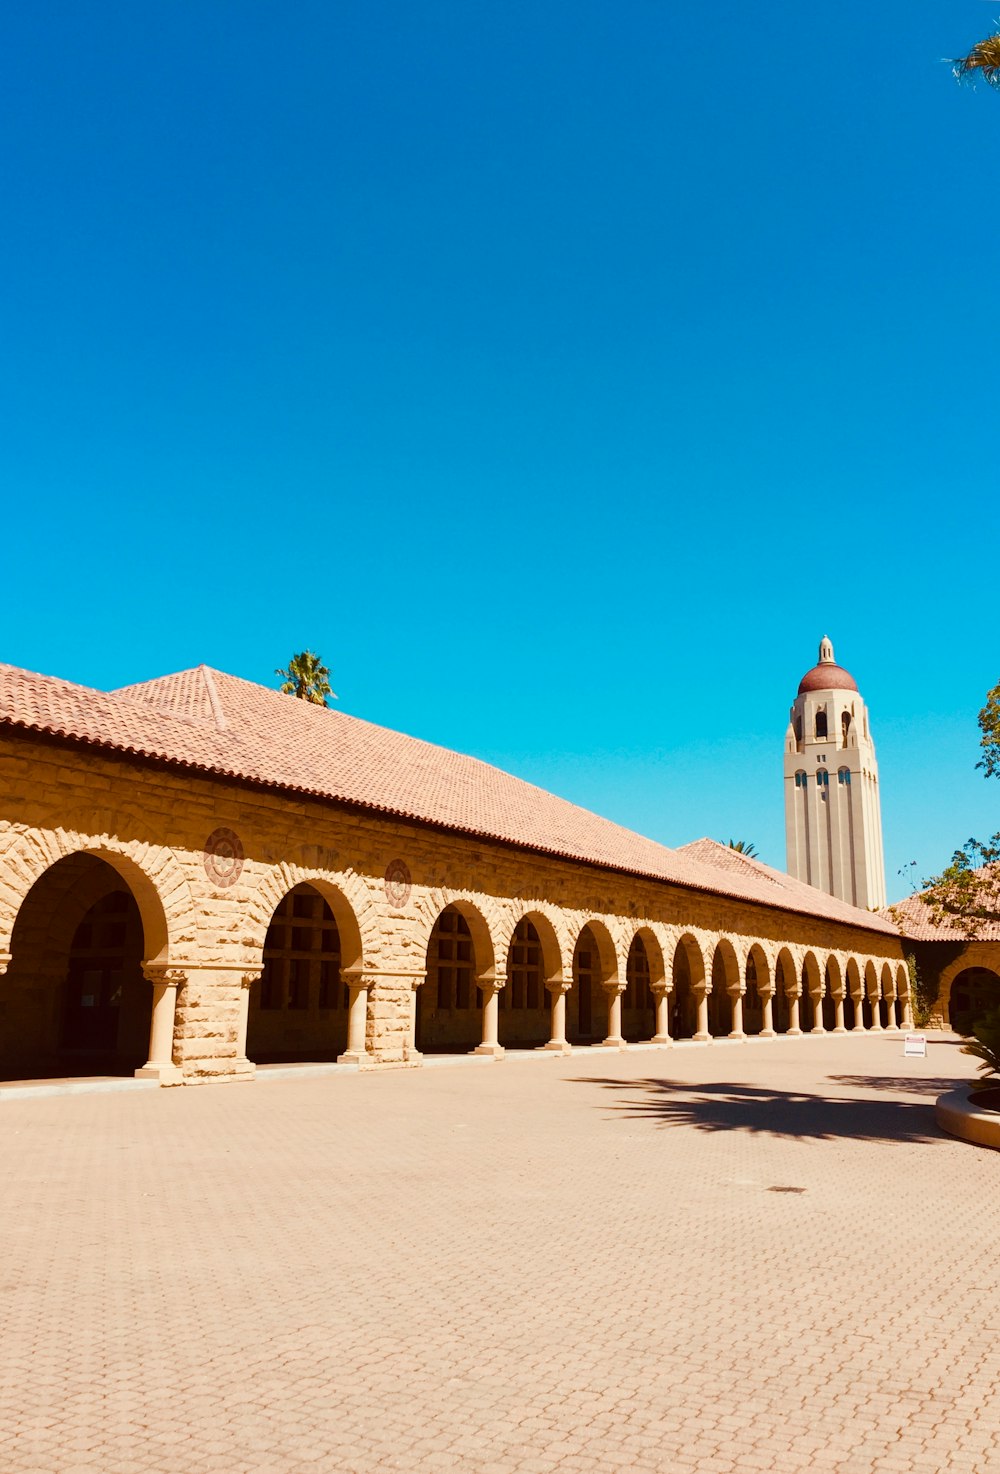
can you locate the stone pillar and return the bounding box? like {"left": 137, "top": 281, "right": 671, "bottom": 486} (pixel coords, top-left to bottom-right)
{"left": 811, "top": 990, "right": 825, "bottom": 1035}
{"left": 363, "top": 968, "right": 426, "bottom": 1066}
{"left": 651, "top": 984, "right": 672, "bottom": 1045}
{"left": 337, "top": 971, "right": 370, "bottom": 1066}
{"left": 543, "top": 981, "right": 572, "bottom": 1054}
{"left": 787, "top": 988, "right": 801, "bottom": 1037}
{"left": 729, "top": 987, "right": 745, "bottom": 1040}
{"left": 884, "top": 993, "right": 899, "bottom": 1032}
{"left": 851, "top": 988, "right": 865, "bottom": 1032}
{"left": 234, "top": 970, "right": 259, "bottom": 1075}
{"left": 601, "top": 983, "right": 627, "bottom": 1049}
{"left": 473, "top": 977, "right": 505, "bottom": 1058}
{"left": 694, "top": 982, "right": 711, "bottom": 1043}
{"left": 902, "top": 994, "right": 914, "bottom": 1030}
{"left": 869, "top": 991, "right": 883, "bottom": 1032}
{"left": 135, "top": 966, "right": 184, "bottom": 1085}
{"left": 833, "top": 991, "right": 847, "bottom": 1034}
{"left": 760, "top": 987, "right": 775, "bottom": 1038}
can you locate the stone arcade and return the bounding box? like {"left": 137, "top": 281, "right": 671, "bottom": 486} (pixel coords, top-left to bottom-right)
{"left": 0, "top": 657, "right": 933, "bottom": 1087}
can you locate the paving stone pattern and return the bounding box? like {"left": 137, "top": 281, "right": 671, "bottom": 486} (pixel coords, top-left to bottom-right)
{"left": 0, "top": 1034, "right": 996, "bottom": 1474}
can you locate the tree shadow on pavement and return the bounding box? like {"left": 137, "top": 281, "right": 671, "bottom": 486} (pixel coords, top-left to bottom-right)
{"left": 827, "top": 1075, "right": 962, "bottom": 1097}
{"left": 570, "top": 1077, "right": 944, "bottom": 1143}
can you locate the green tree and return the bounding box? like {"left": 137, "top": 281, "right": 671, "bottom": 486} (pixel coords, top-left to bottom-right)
{"left": 922, "top": 680, "right": 1000, "bottom": 935}
{"left": 275, "top": 650, "right": 336, "bottom": 707}
{"left": 727, "top": 839, "right": 759, "bottom": 858}
{"left": 952, "top": 30, "right": 1000, "bottom": 87}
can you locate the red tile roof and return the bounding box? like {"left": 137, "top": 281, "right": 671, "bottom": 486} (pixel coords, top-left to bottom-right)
{"left": 881, "top": 881, "right": 1000, "bottom": 942}
{"left": 0, "top": 661, "right": 898, "bottom": 936}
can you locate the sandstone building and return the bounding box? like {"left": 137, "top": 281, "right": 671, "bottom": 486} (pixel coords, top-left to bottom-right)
{"left": 0, "top": 653, "right": 928, "bottom": 1087}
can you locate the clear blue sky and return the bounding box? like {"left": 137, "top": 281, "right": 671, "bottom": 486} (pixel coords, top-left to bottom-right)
{"left": 2, "top": 2, "right": 997, "bottom": 900}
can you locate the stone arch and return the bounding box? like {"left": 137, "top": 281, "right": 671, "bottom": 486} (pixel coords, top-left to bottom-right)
{"left": 863, "top": 960, "right": 879, "bottom": 1029}
{"left": 845, "top": 957, "right": 863, "bottom": 1031}
{"left": 417, "top": 896, "right": 499, "bottom": 1055}
{"left": 801, "top": 951, "right": 823, "bottom": 1032}
{"left": 709, "top": 938, "right": 740, "bottom": 1038}
{"left": 943, "top": 960, "right": 1000, "bottom": 1034}
{"left": 245, "top": 862, "right": 376, "bottom": 976}
{"left": 895, "top": 962, "right": 909, "bottom": 1027}
{"left": 744, "top": 943, "right": 770, "bottom": 1037}
{"left": 0, "top": 820, "right": 191, "bottom": 968}
{"left": 671, "top": 932, "right": 706, "bottom": 1041}
{"left": 568, "top": 918, "right": 619, "bottom": 1045}
{"left": 413, "top": 889, "right": 503, "bottom": 983}
{"left": 825, "top": 955, "right": 844, "bottom": 1031}
{"left": 503, "top": 907, "right": 564, "bottom": 985}
{"left": 622, "top": 925, "right": 662, "bottom": 1043}
{"left": 499, "top": 908, "right": 562, "bottom": 1049}
{"left": 774, "top": 946, "right": 797, "bottom": 1034}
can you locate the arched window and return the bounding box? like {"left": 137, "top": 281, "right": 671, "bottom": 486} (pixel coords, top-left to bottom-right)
{"left": 433, "top": 909, "right": 473, "bottom": 1011}
{"left": 841, "top": 710, "right": 851, "bottom": 744}
{"left": 837, "top": 767, "right": 851, "bottom": 786}
{"left": 816, "top": 769, "right": 829, "bottom": 788}
{"left": 794, "top": 770, "right": 808, "bottom": 789}
{"left": 815, "top": 708, "right": 828, "bottom": 739}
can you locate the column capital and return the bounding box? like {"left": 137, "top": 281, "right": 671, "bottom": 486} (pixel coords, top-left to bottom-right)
{"left": 142, "top": 964, "right": 186, "bottom": 989}
{"left": 726, "top": 982, "right": 746, "bottom": 997}
{"left": 240, "top": 970, "right": 261, "bottom": 990}
{"left": 650, "top": 980, "right": 674, "bottom": 997}
{"left": 545, "top": 979, "right": 572, "bottom": 997}
{"left": 0, "top": 950, "right": 11, "bottom": 977}
{"left": 603, "top": 980, "right": 627, "bottom": 997}
{"left": 361, "top": 967, "right": 427, "bottom": 988}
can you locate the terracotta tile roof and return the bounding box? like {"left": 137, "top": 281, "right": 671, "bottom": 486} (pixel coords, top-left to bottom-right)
{"left": 881, "top": 880, "right": 1000, "bottom": 943}
{"left": 0, "top": 661, "right": 898, "bottom": 936}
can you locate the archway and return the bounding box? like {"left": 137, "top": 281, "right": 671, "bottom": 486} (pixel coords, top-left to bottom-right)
{"left": 744, "top": 946, "right": 770, "bottom": 1036}
{"left": 247, "top": 883, "right": 350, "bottom": 1063}
{"left": 622, "top": 932, "right": 657, "bottom": 1043}
{"left": 895, "top": 963, "right": 909, "bottom": 1028}
{"left": 709, "top": 941, "right": 738, "bottom": 1037}
{"left": 801, "top": 952, "right": 823, "bottom": 1033}
{"left": 823, "top": 958, "right": 839, "bottom": 1031}
{"left": 670, "top": 935, "right": 705, "bottom": 1040}
{"left": 568, "top": 923, "right": 616, "bottom": 1045}
{"left": 499, "top": 916, "right": 552, "bottom": 1048}
{"left": 1, "top": 854, "right": 156, "bottom": 1079}
{"left": 863, "top": 961, "right": 878, "bottom": 1029}
{"left": 879, "top": 963, "right": 895, "bottom": 1029}
{"left": 774, "top": 949, "right": 795, "bottom": 1034}
{"left": 949, "top": 968, "right": 1000, "bottom": 1035}
{"left": 844, "top": 958, "right": 862, "bottom": 1031}
{"left": 417, "top": 903, "right": 494, "bottom": 1054}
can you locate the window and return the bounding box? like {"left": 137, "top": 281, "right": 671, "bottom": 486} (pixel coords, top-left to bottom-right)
{"left": 432, "top": 909, "right": 473, "bottom": 1011}
{"left": 816, "top": 769, "right": 829, "bottom": 787}
{"left": 841, "top": 711, "right": 851, "bottom": 744}
{"left": 260, "top": 886, "right": 342, "bottom": 1012}
{"left": 815, "top": 709, "right": 828, "bottom": 739}
{"left": 794, "top": 770, "right": 808, "bottom": 789}
{"left": 838, "top": 767, "right": 851, "bottom": 786}
{"left": 508, "top": 918, "right": 543, "bottom": 1011}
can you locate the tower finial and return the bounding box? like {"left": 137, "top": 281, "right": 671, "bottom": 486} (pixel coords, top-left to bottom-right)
{"left": 818, "top": 635, "right": 835, "bottom": 664}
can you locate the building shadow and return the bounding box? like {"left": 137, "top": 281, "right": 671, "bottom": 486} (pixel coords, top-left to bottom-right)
{"left": 826, "top": 1074, "right": 962, "bottom": 1097}
{"left": 569, "top": 1076, "right": 945, "bottom": 1144}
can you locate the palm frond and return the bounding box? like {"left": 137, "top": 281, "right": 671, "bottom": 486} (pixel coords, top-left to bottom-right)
{"left": 952, "top": 33, "right": 1000, "bottom": 87}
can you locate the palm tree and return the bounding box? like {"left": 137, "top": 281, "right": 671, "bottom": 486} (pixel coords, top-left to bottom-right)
{"left": 727, "top": 839, "right": 759, "bottom": 858}
{"left": 275, "top": 651, "right": 336, "bottom": 706}
{"left": 952, "top": 31, "right": 1000, "bottom": 86}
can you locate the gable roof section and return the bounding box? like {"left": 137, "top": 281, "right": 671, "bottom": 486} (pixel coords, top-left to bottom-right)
{"left": 0, "top": 660, "right": 897, "bottom": 936}
{"left": 882, "top": 881, "right": 1000, "bottom": 943}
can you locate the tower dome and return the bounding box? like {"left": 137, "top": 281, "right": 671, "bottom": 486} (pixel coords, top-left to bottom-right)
{"left": 797, "top": 636, "right": 858, "bottom": 696}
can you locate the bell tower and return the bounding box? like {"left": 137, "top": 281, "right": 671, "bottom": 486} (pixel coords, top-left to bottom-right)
{"left": 784, "top": 637, "right": 886, "bottom": 909}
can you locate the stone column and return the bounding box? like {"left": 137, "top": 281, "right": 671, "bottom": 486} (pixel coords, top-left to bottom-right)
{"left": 473, "top": 977, "right": 505, "bottom": 1058}
{"left": 601, "top": 983, "right": 627, "bottom": 1049}
{"left": 543, "top": 981, "right": 572, "bottom": 1054}
{"left": 884, "top": 993, "right": 899, "bottom": 1032}
{"left": 135, "top": 966, "right": 184, "bottom": 1085}
{"left": 902, "top": 994, "right": 914, "bottom": 1030}
{"left": 651, "top": 984, "right": 672, "bottom": 1045}
{"left": 337, "top": 971, "right": 370, "bottom": 1066}
{"left": 811, "top": 990, "right": 825, "bottom": 1035}
{"left": 833, "top": 991, "right": 847, "bottom": 1034}
{"left": 851, "top": 988, "right": 865, "bottom": 1032}
{"left": 729, "top": 987, "right": 745, "bottom": 1040}
{"left": 787, "top": 988, "right": 801, "bottom": 1037}
{"left": 694, "top": 982, "right": 711, "bottom": 1043}
{"left": 352, "top": 968, "right": 424, "bottom": 1066}
{"left": 869, "top": 991, "right": 883, "bottom": 1031}
{"left": 760, "top": 986, "right": 775, "bottom": 1038}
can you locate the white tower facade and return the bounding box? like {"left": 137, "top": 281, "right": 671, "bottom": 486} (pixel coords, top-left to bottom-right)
{"left": 784, "top": 637, "right": 886, "bottom": 910}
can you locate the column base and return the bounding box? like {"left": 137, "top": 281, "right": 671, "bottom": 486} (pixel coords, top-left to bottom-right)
{"left": 541, "top": 1040, "right": 572, "bottom": 1054}
{"left": 693, "top": 1031, "right": 711, "bottom": 1043}
{"left": 472, "top": 1043, "right": 505, "bottom": 1058}
{"left": 134, "top": 1062, "right": 183, "bottom": 1086}
{"left": 650, "top": 1034, "right": 672, "bottom": 1046}
{"left": 811, "top": 1027, "right": 826, "bottom": 1036}
{"left": 336, "top": 1049, "right": 371, "bottom": 1068}
{"left": 760, "top": 1029, "right": 776, "bottom": 1039}
{"left": 599, "top": 1037, "right": 627, "bottom": 1050}
{"left": 728, "top": 1030, "right": 745, "bottom": 1041}
{"left": 787, "top": 1028, "right": 802, "bottom": 1037}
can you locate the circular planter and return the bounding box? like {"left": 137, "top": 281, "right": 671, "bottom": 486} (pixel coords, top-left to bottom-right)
{"left": 935, "top": 1086, "right": 1000, "bottom": 1150}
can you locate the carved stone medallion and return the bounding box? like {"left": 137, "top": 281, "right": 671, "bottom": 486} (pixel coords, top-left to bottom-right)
{"left": 204, "top": 827, "right": 245, "bottom": 889}
{"left": 384, "top": 859, "right": 412, "bottom": 908}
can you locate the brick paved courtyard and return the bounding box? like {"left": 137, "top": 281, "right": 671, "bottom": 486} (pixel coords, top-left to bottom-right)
{"left": 0, "top": 1034, "right": 996, "bottom": 1474}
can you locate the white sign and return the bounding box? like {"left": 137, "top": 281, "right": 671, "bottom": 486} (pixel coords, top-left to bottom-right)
{"left": 904, "top": 1034, "right": 927, "bottom": 1057}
